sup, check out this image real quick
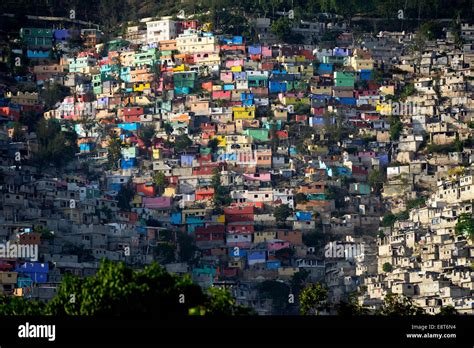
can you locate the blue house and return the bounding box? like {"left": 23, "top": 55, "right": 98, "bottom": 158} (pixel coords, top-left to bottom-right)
{"left": 266, "top": 260, "right": 281, "bottom": 270}
{"left": 296, "top": 211, "right": 312, "bottom": 221}
{"left": 121, "top": 158, "right": 136, "bottom": 169}
{"left": 248, "top": 45, "right": 262, "bottom": 55}
{"left": 359, "top": 70, "right": 372, "bottom": 81}
{"left": 118, "top": 123, "right": 139, "bottom": 131}
{"left": 171, "top": 213, "right": 182, "bottom": 225}
{"left": 269, "top": 80, "right": 287, "bottom": 94}
{"left": 181, "top": 154, "right": 195, "bottom": 167}
{"left": 317, "top": 63, "right": 333, "bottom": 75}
{"left": 248, "top": 251, "right": 266, "bottom": 265}
{"left": 15, "top": 262, "right": 49, "bottom": 283}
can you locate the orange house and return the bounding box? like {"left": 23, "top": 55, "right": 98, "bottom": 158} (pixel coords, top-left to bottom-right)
{"left": 136, "top": 183, "right": 155, "bottom": 197}
{"left": 19, "top": 232, "right": 41, "bottom": 245}
{"left": 256, "top": 149, "right": 272, "bottom": 168}
{"left": 276, "top": 230, "right": 303, "bottom": 245}
{"left": 300, "top": 182, "right": 325, "bottom": 195}
{"left": 159, "top": 40, "right": 177, "bottom": 51}
{"left": 195, "top": 188, "right": 215, "bottom": 201}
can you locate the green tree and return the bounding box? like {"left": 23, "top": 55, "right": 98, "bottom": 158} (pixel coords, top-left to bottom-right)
{"left": 271, "top": 17, "right": 292, "bottom": 42}
{"left": 19, "top": 110, "right": 42, "bottom": 132}
{"left": 164, "top": 122, "right": 174, "bottom": 137}
{"left": 377, "top": 294, "right": 425, "bottom": 316}
{"left": 437, "top": 305, "right": 458, "bottom": 315}
{"left": 389, "top": 116, "right": 403, "bottom": 141}
{"left": 40, "top": 83, "right": 71, "bottom": 109}
{"left": 189, "top": 287, "right": 254, "bottom": 316}
{"left": 177, "top": 232, "right": 197, "bottom": 263}
{"left": 45, "top": 259, "right": 205, "bottom": 316}
{"left": 208, "top": 138, "right": 219, "bottom": 153}
{"left": 300, "top": 283, "right": 328, "bottom": 315}
{"left": 257, "top": 280, "right": 291, "bottom": 314}
{"left": 418, "top": 21, "right": 444, "bottom": 41}
{"left": 368, "top": 169, "right": 385, "bottom": 193}
{"left": 174, "top": 134, "right": 192, "bottom": 152}
{"left": 302, "top": 228, "right": 329, "bottom": 250}
{"left": 212, "top": 168, "right": 232, "bottom": 208}
{"left": 274, "top": 204, "right": 292, "bottom": 223}
{"left": 34, "top": 225, "right": 54, "bottom": 240}
{"left": 139, "top": 124, "right": 156, "bottom": 148}
{"left": 380, "top": 213, "right": 396, "bottom": 227}
{"left": 116, "top": 182, "right": 134, "bottom": 211}
{"left": 11, "top": 122, "right": 26, "bottom": 142}
{"left": 107, "top": 134, "right": 123, "bottom": 170}
{"left": 406, "top": 197, "right": 426, "bottom": 210}
{"left": 155, "top": 242, "right": 176, "bottom": 264}
{"left": 0, "top": 295, "right": 45, "bottom": 315}
{"left": 294, "top": 192, "right": 308, "bottom": 205}
{"left": 34, "top": 118, "right": 78, "bottom": 168}
{"left": 337, "top": 292, "right": 370, "bottom": 315}
{"left": 399, "top": 83, "right": 416, "bottom": 100}
{"left": 153, "top": 172, "right": 166, "bottom": 195}
{"left": 454, "top": 213, "right": 474, "bottom": 240}
{"left": 294, "top": 102, "right": 310, "bottom": 115}
{"left": 382, "top": 262, "right": 393, "bottom": 273}
{"left": 290, "top": 270, "right": 309, "bottom": 298}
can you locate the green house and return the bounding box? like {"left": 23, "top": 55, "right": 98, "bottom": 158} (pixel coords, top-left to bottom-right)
{"left": 173, "top": 71, "right": 197, "bottom": 91}
{"left": 92, "top": 74, "right": 102, "bottom": 94}
{"left": 107, "top": 39, "right": 130, "bottom": 53}
{"left": 134, "top": 48, "right": 158, "bottom": 67}
{"left": 322, "top": 55, "right": 346, "bottom": 65}
{"left": 20, "top": 28, "right": 53, "bottom": 48}
{"left": 334, "top": 72, "right": 355, "bottom": 88}
{"left": 248, "top": 75, "right": 268, "bottom": 88}
{"left": 244, "top": 128, "right": 269, "bottom": 142}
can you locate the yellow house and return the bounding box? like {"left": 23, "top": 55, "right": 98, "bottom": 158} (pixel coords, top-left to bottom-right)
{"left": 310, "top": 85, "right": 332, "bottom": 95}
{"left": 133, "top": 83, "right": 150, "bottom": 92}
{"left": 132, "top": 194, "right": 142, "bottom": 207}
{"left": 233, "top": 106, "right": 255, "bottom": 120}
{"left": 253, "top": 231, "right": 277, "bottom": 243}
{"left": 163, "top": 186, "right": 176, "bottom": 197}
{"left": 215, "top": 135, "right": 227, "bottom": 147}
{"left": 152, "top": 148, "right": 161, "bottom": 160}
{"left": 278, "top": 267, "right": 299, "bottom": 278}
{"left": 120, "top": 51, "right": 135, "bottom": 67}
{"left": 173, "top": 64, "right": 189, "bottom": 72}
{"left": 281, "top": 96, "right": 310, "bottom": 106}
{"left": 285, "top": 64, "right": 313, "bottom": 76}
{"left": 376, "top": 103, "right": 392, "bottom": 116}
{"left": 225, "top": 134, "right": 252, "bottom": 146}
{"left": 350, "top": 56, "right": 374, "bottom": 71}
{"left": 379, "top": 85, "right": 395, "bottom": 96}
{"left": 277, "top": 55, "right": 307, "bottom": 63}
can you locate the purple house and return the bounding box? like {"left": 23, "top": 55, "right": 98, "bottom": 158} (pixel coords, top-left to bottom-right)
{"left": 53, "top": 29, "right": 71, "bottom": 41}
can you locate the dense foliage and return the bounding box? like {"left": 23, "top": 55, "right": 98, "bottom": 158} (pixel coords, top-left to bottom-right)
{"left": 0, "top": 259, "right": 253, "bottom": 316}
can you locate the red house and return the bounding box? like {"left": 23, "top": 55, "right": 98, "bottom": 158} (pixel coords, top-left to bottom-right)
{"left": 195, "top": 224, "right": 225, "bottom": 242}
{"left": 122, "top": 107, "right": 143, "bottom": 123}
{"left": 224, "top": 206, "right": 254, "bottom": 223}
{"left": 195, "top": 188, "right": 214, "bottom": 201}
{"left": 226, "top": 222, "right": 254, "bottom": 234}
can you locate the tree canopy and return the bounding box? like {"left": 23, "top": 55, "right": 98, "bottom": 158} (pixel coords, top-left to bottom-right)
{"left": 0, "top": 259, "right": 252, "bottom": 316}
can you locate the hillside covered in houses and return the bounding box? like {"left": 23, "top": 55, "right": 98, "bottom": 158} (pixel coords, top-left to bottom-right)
{"left": 0, "top": 0, "right": 473, "bottom": 316}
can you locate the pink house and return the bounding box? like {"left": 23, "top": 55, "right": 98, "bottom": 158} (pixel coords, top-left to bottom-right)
{"left": 212, "top": 90, "right": 231, "bottom": 100}
{"left": 142, "top": 197, "right": 172, "bottom": 209}
{"left": 267, "top": 240, "right": 290, "bottom": 251}
{"left": 225, "top": 59, "right": 244, "bottom": 68}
